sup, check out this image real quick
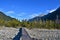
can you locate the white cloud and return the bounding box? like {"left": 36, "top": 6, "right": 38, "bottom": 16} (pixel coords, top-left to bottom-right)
{"left": 46, "top": 8, "right": 57, "bottom": 13}
{"left": 28, "top": 12, "right": 45, "bottom": 18}
{"left": 29, "top": 14, "right": 39, "bottom": 18}
{"left": 6, "top": 11, "right": 15, "bottom": 14}
{"left": 17, "top": 12, "right": 26, "bottom": 17}
{"left": 49, "top": 9, "right": 56, "bottom": 13}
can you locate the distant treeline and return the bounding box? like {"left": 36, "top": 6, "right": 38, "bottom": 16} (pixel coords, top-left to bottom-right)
{"left": 21, "top": 20, "right": 60, "bottom": 29}
{"left": 0, "top": 19, "right": 60, "bottom": 29}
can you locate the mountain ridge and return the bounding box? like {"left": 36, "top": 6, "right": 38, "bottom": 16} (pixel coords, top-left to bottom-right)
{"left": 28, "top": 7, "right": 60, "bottom": 22}
{"left": 0, "top": 11, "right": 16, "bottom": 21}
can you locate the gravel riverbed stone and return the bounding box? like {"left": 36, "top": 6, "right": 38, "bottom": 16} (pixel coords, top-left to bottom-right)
{"left": 0, "top": 27, "right": 19, "bottom": 40}
{"left": 25, "top": 28, "right": 60, "bottom": 40}
{"left": 0, "top": 27, "right": 60, "bottom": 40}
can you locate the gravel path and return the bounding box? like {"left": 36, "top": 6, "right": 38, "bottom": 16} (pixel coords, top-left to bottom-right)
{"left": 22, "top": 28, "right": 32, "bottom": 40}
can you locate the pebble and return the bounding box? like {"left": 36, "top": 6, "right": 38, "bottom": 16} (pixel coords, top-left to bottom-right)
{"left": 0, "top": 27, "right": 19, "bottom": 40}
{"left": 25, "top": 28, "right": 60, "bottom": 40}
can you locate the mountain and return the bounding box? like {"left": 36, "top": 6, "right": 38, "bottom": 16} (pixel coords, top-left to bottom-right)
{"left": 29, "top": 7, "right": 60, "bottom": 22}
{"left": 0, "top": 11, "right": 21, "bottom": 27}
{"left": 0, "top": 11, "right": 15, "bottom": 21}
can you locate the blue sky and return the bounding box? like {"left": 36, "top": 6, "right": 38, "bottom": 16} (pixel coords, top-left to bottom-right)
{"left": 0, "top": 0, "right": 60, "bottom": 20}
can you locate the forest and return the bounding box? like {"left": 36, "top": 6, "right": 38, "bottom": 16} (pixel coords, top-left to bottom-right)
{"left": 0, "top": 19, "right": 60, "bottom": 29}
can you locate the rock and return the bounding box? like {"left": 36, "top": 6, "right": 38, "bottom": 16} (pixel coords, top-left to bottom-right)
{"left": 0, "top": 27, "right": 19, "bottom": 40}
{"left": 25, "top": 28, "right": 60, "bottom": 40}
